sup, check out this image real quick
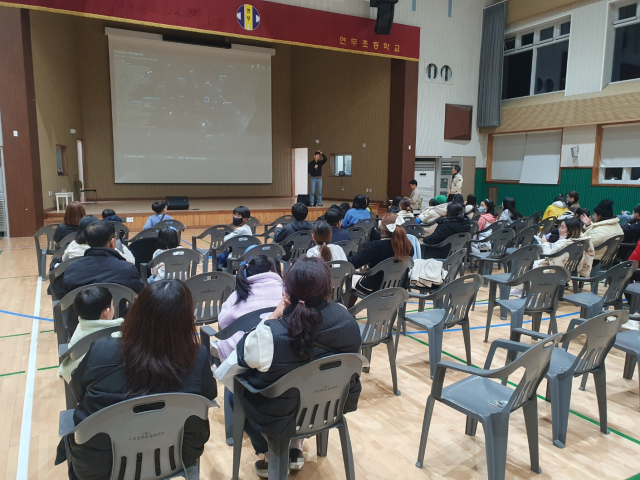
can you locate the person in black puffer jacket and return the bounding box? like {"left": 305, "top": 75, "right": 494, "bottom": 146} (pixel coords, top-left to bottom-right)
{"left": 229, "top": 257, "right": 362, "bottom": 478}
{"left": 422, "top": 202, "right": 470, "bottom": 259}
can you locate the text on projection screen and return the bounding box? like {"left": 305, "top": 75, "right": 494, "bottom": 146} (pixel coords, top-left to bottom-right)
{"left": 108, "top": 35, "right": 273, "bottom": 184}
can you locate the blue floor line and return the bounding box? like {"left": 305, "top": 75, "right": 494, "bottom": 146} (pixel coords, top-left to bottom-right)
{"left": 0, "top": 309, "right": 54, "bottom": 322}
{"left": 181, "top": 239, "right": 193, "bottom": 247}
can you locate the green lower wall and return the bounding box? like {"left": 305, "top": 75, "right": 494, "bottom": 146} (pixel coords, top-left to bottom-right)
{"left": 474, "top": 168, "right": 639, "bottom": 216}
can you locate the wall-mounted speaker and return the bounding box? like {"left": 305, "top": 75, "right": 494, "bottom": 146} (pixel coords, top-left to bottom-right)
{"left": 371, "top": 0, "right": 399, "bottom": 35}
{"left": 297, "top": 194, "right": 311, "bottom": 206}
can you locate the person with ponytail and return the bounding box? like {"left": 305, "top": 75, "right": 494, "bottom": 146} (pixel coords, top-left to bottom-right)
{"left": 498, "top": 197, "right": 522, "bottom": 225}
{"left": 217, "top": 255, "right": 283, "bottom": 362}
{"left": 307, "top": 221, "right": 347, "bottom": 261}
{"left": 422, "top": 202, "right": 471, "bottom": 259}
{"left": 227, "top": 257, "right": 361, "bottom": 477}
{"left": 349, "top": 212, "right": 413, "bottom": 296}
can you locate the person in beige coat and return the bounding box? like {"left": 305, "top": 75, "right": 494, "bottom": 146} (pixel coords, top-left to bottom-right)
{"left": 580, "top": 199, "right": 624, "bottom": 261}
{"left": 535, "top": 219, "right": 595, "bottom": 277}
{"left": 419, "top": 196, "right": 449, "bottom": 234}
{"left": 447, "top": 165, "right": 463, "bottom": 201}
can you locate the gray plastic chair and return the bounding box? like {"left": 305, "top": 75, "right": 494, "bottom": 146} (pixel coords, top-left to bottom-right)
{"left": 244, "top": 217, "right": 260, "bottom": 234}
{"left": 469, "top": 228, "right": 515, "bottom": 279}
{"left": 408, "top": 248, "right": 466, "bottom": 311}
{"left": 540, "top": 239, "right": 590, "bottom": 287}
{"left": 216, "top": 235, "right": 261, "bottom": 272}
{"left": 327, "top": 260, "right": 355, "bottom": 307}
{"left": 184, "top": 272, "right": 235, "bottom": 325}
{"left": 405, "top": 224, "right": 424, "bottom": 238}
{"left": 109, "top": 221, "right": 130, "bottom": 241}
{"left": 484, "top": 245, "right": 542, "bottom": 341}
{"left": 496, "top": 266, "right": 570, "bottom": 336}
{"left": 349, "top": 288, "right": 409, "bottom": 396}
{"left": 58, "top": 325, "right": 121, "bottom": 409}
{"left": 191, "top": 225, "right": 231, "bottom": 272}
{"left": 154, "top": 219, "right": 187, "bottom": 240}
{"left": 231, "top": 353, "right": 367, "bottom": 480}
{"left": 49, "top": 257, "right": 84, "bottom": 299}
{"left": 415, "top": 334, "right": 561, "bottom": 480}
{"left": 127, "top": 229, "right": 160, "bottom": 245}
{"left": 508, "top": 311, "right": 626, "bottom": 448}
{"left": 354, "top": 217, "right": 376, "bottom": 240}
{"left": 578, "top": 234, "right": 624, "bottom": 294}
{"left": 229, "top": 243, "right": 285, "bottom": 274}
{"left": 335, "top": 240, "right": 357, "bottom": 258}
{"left": 354, "top": 256, "right": 413, "bottom": 299}
{"left": 34, "top": 224, "right": 58, "bottom": 279}
{"left": 507, "top": 224, "right": 539, "bottom": 253}
{"left": 538, "top": 217, "right": 557, "bottom": 236}
{"left": 57, "top": 232, "right": 77, "bottom": 250}
{"left": 59, "top": 393, "right": 215, "bottom": 480}
{"left": 140, "top": 248, "right": 202, "bottom": 281}
{"left": 421, "top": 232, "right": 470, "bottom": 261}
{"left": 564, "top": 261, "right": 637, "bottom": 319}
{"left": 347, "top": 226, "right": 367, "bottom": 253}
{"left": 53, "top": 283, "right": 137, "bottom": 346}
{"left": 530, "top": 210, "right": 543, "bottom": 225}
{"left": 510, "top": 217, "right": 531, "bottom": 236}
{"left": 403, "top": 275, "right": 482, "bottom": 379}
{"left": 278, "top": 230, "right": 313, "bottom": 271}
{"left": 613, "top": 329, "right": 640, "bottom": 410}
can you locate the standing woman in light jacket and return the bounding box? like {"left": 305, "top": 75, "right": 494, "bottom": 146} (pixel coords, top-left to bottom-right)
{"left": 498, "top": 197, "right": 522, "bottom": 226}
{"left": 222, "top": 257, "right": 362, "bottom": 478}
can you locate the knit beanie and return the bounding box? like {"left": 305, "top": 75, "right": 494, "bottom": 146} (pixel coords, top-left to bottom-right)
{"left": 435, "top": 195, "right": 447, "bottom": 205}
{"left": 593, "top": 199, "right": 614, "bottom": 218}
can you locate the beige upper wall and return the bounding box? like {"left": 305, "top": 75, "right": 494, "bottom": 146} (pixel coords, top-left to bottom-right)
{"left": 291, "top": 47, "right": 390, "bottom": 202}
{"left": 506, "top": 0, "right": 583, "bottom": 24}
{"left": 30, "top": 11, "right": 83, "bottom": 209}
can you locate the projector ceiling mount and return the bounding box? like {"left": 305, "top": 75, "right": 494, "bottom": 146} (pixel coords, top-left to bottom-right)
{"left": 370, "top": 0, "right": 399, "bottom": 35}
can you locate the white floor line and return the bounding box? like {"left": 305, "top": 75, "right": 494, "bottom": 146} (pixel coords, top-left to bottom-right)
{"left": 16, "top": 277, "right": 42, "bottom": 480}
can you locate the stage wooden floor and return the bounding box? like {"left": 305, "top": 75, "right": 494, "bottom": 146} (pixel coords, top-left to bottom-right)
{"left": 1, "top": 230, "right": 639, "bottom": 479}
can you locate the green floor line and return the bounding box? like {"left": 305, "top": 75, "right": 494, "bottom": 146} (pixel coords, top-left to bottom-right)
{"left": 626, "top": 474, "right": 640, "bottom": 480}
{"left": 0, "top": 370, "right": 25, "bottom": 377}
{"left": 406, "top": 333, "right": 640, "bottom": 447}
{"left": 37, "top": 365, "right": 58, "bottom": 371}
{"left": 0, "top": 332, "right": 30, "bottom": 339}
{"left": 39, "top": 329, "right": 54, "bottom": 333}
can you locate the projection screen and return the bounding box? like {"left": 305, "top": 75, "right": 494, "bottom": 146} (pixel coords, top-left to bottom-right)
{"left": 107, "top": 29, "right": 274, "bottom": 183}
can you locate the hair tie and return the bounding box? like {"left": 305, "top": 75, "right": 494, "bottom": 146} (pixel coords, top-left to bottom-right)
{"left": 298, "top": 300, "right": 306, "bottom": 307}
{"left": 386, "top": 215, "right": 405, "bottom": 233}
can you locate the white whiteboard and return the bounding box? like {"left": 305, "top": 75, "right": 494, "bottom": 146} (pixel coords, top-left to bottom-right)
{"left": 492, "top": 134, "right": 526, "bottom": 181}
{"left": 519, "top": 131, "right": 562, "bottom": 184}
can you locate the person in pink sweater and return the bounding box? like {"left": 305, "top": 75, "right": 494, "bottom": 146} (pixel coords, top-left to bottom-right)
{"left": 217, "top": 255, "right": 283, "bottom": 361}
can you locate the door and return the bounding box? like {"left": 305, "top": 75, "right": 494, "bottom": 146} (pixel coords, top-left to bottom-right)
{"left": 293, "top": 148, "right": 308, "bottom": 197}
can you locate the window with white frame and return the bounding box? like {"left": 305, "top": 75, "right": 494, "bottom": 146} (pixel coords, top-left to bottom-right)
{"left": 502, "top": 18, "right": 571, "bottom": 100}
{"left": 611, "top": 1, "right": 640, "bottom": 82}
{"left": 599, "top": 124, "right": 640, "bottom": 185}
{"left": 332, "top": 154, "right": 352, "bottom": 177}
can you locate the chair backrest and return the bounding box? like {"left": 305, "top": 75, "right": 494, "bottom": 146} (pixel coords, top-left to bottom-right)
{"left": 214, "top": 307, "right": 276, "bottom": 340}
{"left": 334, "top": 240, "right": 357, "bottom": 258}
{"left": 270, "top": 214, "right": 294, "bottom": 226}
{"left": 517, "top": 266, "right": 570, "bottom": 316}
{"left": 366, "top": 256, "right": 413, "bottom": 290}
{"left": 147, "top": 248, "right": 202, "bottom": 280}
{"left": 547, "top": 239, "right": 590, "bottom": 274}
{"left": 34, "top": 223, "right": 58, "bottom": 254}
{"left": 468, "top": 222, "right": 478, "bottom": 240}
{"left": 348, "top": 287, "right": 409, "bottom": 346}
{"left": 561, "top": 310, "right": 627, "bottom": 376}
{"left": 494, "top": 206, "right": 504, "bottom": 217}
{"left": 57, "top": 232, "right": 77, "bottom": 250}
{"left": 184, "top": 272, "right": 236, "bottom": 324}
{"left": 594, "top": 234, "right": 624, "bottom": 268}
{"left": 59, "top": 325, "right": 121, "bottom": 363}
{"left": 194, "top": 225, "right": 231, "bottom": 251}
{"left": 510, "top": 218, "right": 530, "bottom": 235}
{"left": 598, "top": 261, "right": 638, "bottom": 306}
{"left": 128, "top": 229, "right": 160, "bottom": 244}
{"left": 219, "top": 235, "right": 262, "bottom": 257}
{"left": 530, "top": 210, "right": 543, "bottom": 225}
{"left": 347, "top": 226, "right": 366, "bottom": 251}
{"left": 427, "top": 274, "right": 482, "bottom": 328}
{"left": 154, "top": 219, "right": 186, "bottom": 231}
{"left": 503, "top": 245, "right": 541, "bottom": 280}
{"left": 326, "top": 260, "right": 355, "bottom": 306}
{"left": 109, "top": 222, "right": 130, "bottom": 240}
{"left": 279, "top": 230, "right": 313, "bottom": 263}
{"left": 441, "top": 249, "right": 466, "bottom": 285}
{"left": 477, "top": 220, "right": 504, "bottom": 237}
{"left": 127, "top": 237, "right": 159, "bottom": 270}
{"left": 511, "top": 224, "right": 539, "bottom": 249}
{"left": 250, "top": 354, "right": 367, "bottom": 439}
{"left": 404, "top": 224, "right": 424, "bottom": 238}
{"left": 538, "top": 217, "right": 556, "bottom": 235}
{"left": 233, "top": 243, "right": 285, "bottom": 268}
{"left": 441, "top": 232, "right": 471, "bottom": 253}
{"left": 485, "top": 228, "right": 515, "bottom": 258}
{"left": 49, "top": 256, "right": 84, "bottom": 285}
{"left": 403, "top": 216, "right": 417, "bottom": 225}
{"left": 354, "top": 218, "right": 376, "bottom": 236}
{"left": 244, "top": 217, "right": 261, "bottom": 234}
{"left": 70, "top": 393, "right": 214, "bottom": 480}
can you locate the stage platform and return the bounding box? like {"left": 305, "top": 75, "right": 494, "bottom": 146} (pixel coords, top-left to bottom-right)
{"left": 44, "top": 197, "right": 384, "bottom": 229}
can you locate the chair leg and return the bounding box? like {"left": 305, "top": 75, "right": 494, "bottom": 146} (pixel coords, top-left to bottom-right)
{"left": 426, "top": 325, "right": 442, "bottom": 381}
{"left": 418, "top": 297, "right": 426, "bottom": 312}
{"left": 338, "top": 420, "right": 356, "bottom": 480}
{"left": 462, "top": 322, "right": 472, "bottom": 367}
{"left": 592, "top": 368, "right": 610, "bottom": 435}
{"left": 316, "top": 430, "right": 329, "bottom": 457}
{"left": 231, "top": 389, "right": 247, "bottom": 480}
{"left": 224, "top": 388, "right": 234, "bottom": 446}
{"left": 415, "top": 395, "right": 436, "bottom": 468}
{"left": 485, "top": 282, "right": 497, "bottom": 343}
{"left": 361, "top": 346, "right": 372, "bottom": 374}
{"left": 267, "top": 437, "right": 290, "bottom": 480}
{"left": 40, "top": 251, "right": 47, "bottom": 280}
{"left": 386, "top": 339, "right": 401, "bottom": 396}
{"left": 622, "top": 353, "right": 637, "bottom": 379}
{"left": 465, "top": 417, "right": 479, "bottom": 436}
{"left": 522, "top": 398, "right": 542, "bottom": 474}
{"left": 497, "top": 283, "right": 510, "bottom": 321}
{"left": 548, "top": 374, "right": 573, "bottom": 448}
{"left": 579, "top": 373, "right": 589, "bottom": 391}
{"left": 585, "top": 299, "right": 605, "bottom": 319}
{"left": 483, "top": 415, "right": 510, "bottom": 480}
{"left": 548, "top": 311, "right": 558, "bottom": 335}
{"left": 64, "top": 382, "right": 77, "bottom": 410}
{"left": 532, "top": 312, "right": 542, "bottom": 333}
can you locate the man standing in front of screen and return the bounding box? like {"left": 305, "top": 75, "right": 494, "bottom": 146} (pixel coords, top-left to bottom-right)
{"left": 308, "top": 150, "right": 327, "bottom": 207}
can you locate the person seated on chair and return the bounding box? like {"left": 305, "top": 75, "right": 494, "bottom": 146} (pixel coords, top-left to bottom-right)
{"left": 218, "top": 257, "right": 361, "bottom": 478}
{"left": 339, "top": 202, "right": 351, "bottom": 216}
{"left": 60, "top": 216, "right": 135, "bottom": 266}
{"left": 54, "top": 201, "right": 86, "bottom": 244}
{"left": 56, "top": 280, "right": 216, "bottom": 480}
{"left": 546, "top": 207, "right": 591, "bottom": 243}
{"left": 498, "top": 197, "right": 523, "bottom": 226}
{"left": 417, "top": 195, "right": 448, "bottom": 230}
{"left": 422, "top": 203, "right": 470, "bottom": 260}
{"left": 566, "top": 190, "right": 580, "bottom": 212}
{"left": 324, "top": 208, "right": 350, "bottom": 243}
{"left": 57, "top": 286, "right": 124, "bottom": 383}
{"left": 148, "top": 227, "right": 182, "bottom": 283}
{"left": 581, "top": 199, "right": 624, "bottom": 261}
{"left": 101, "top": 209, "right": 124, "bottom": 223}
{"left": 534, "top": 219, "right": 594, "bottom": 277}
{"left": 216, "top": 206, "right": 253, "bottom": 269}
{"left": 307, "top": 222, "right": 347, "bottom": 262}
{"left": 273, "top": 203, "right": 313, "bottom": 262}
{"left": 349, "top": 213, "right": 413, "bottom": 297}
{"left": 387, "top": 195, "right": 402, "bottom": 214}
{"left": 398, "top": 198, "right": 420, "bottom": 224}
{"left": 622, "top": 204, "right": 640, "bottom": 245}
{"left": 143, "top": 200, "right": 173, "bottom": 229}
{"left": 465, "top": 194, "right": 479, "bottom": 219}
{"left": 217, "top": 255, "right": 283, "bottom": 362}
{"left": 341, "top": 195, "right": 372, "bottom": 228}
{"left": 59, "top": 221, "right": 145, "bottom": 334}
{"left": 542, "top": 195, "right": 570, "bottom": 221}
{"left": 471, "top": 199, "right": 498, "bottom": 254}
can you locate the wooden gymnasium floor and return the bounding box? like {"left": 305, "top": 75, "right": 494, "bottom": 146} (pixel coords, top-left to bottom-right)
{"left": 1, "top": 229, "right": 640, "bottom": 480}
